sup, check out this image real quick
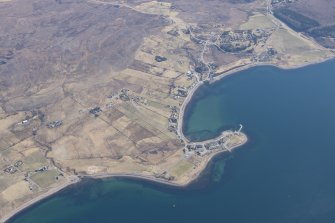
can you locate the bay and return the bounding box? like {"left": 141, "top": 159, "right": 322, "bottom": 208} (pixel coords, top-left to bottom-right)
{"left": 9, "top": 60, "right": 335, "bottom": 223}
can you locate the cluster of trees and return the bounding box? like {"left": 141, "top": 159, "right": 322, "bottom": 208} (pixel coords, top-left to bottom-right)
{"left": 274, "top": 8, "right": 335, "bottom": 48}
{"left": 274, "top": 8, "right": 320, "bottom": 32}
{"left": 310, "top": 25, "right": 335, "bottom": 38}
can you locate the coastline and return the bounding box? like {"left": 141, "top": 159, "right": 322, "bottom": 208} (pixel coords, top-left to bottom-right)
{"left": 177, "top": 56, "right": 334, "bottom": 144}
{"left": 2, "top": 133, "right": 247, "bottom": 223}
{"left": 84, "top": 131, "right": 248, "bottom": 187}
{"left": 2, "top": 57, "right": 333, "bottom": 223}
{"left": 2, "top": 176, "right": 80, "bottom": 223}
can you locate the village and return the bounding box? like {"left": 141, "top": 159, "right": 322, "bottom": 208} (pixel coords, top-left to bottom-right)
{"left": 183, "top": 125, "right": 247, "bottom": 158}
{"left": 2, "top": 18, "right": 278, "bottom": 192}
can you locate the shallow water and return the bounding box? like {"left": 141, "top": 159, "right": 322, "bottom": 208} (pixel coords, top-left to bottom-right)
{"left": 9, "top": 60, "right": 335, "bottom": 223}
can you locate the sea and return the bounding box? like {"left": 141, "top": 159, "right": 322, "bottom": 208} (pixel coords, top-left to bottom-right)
{"left": 8, "top": 60, "right": 335, "bottom": 223}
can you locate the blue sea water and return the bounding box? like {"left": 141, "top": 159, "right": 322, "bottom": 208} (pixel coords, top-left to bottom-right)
{"left": 9, "top": 60, "right": 335, "bottom": 223}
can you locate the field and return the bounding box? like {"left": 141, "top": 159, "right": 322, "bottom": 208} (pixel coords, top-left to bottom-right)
{"left": 0, "top": 123, "right": 69, "bottom": 217}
